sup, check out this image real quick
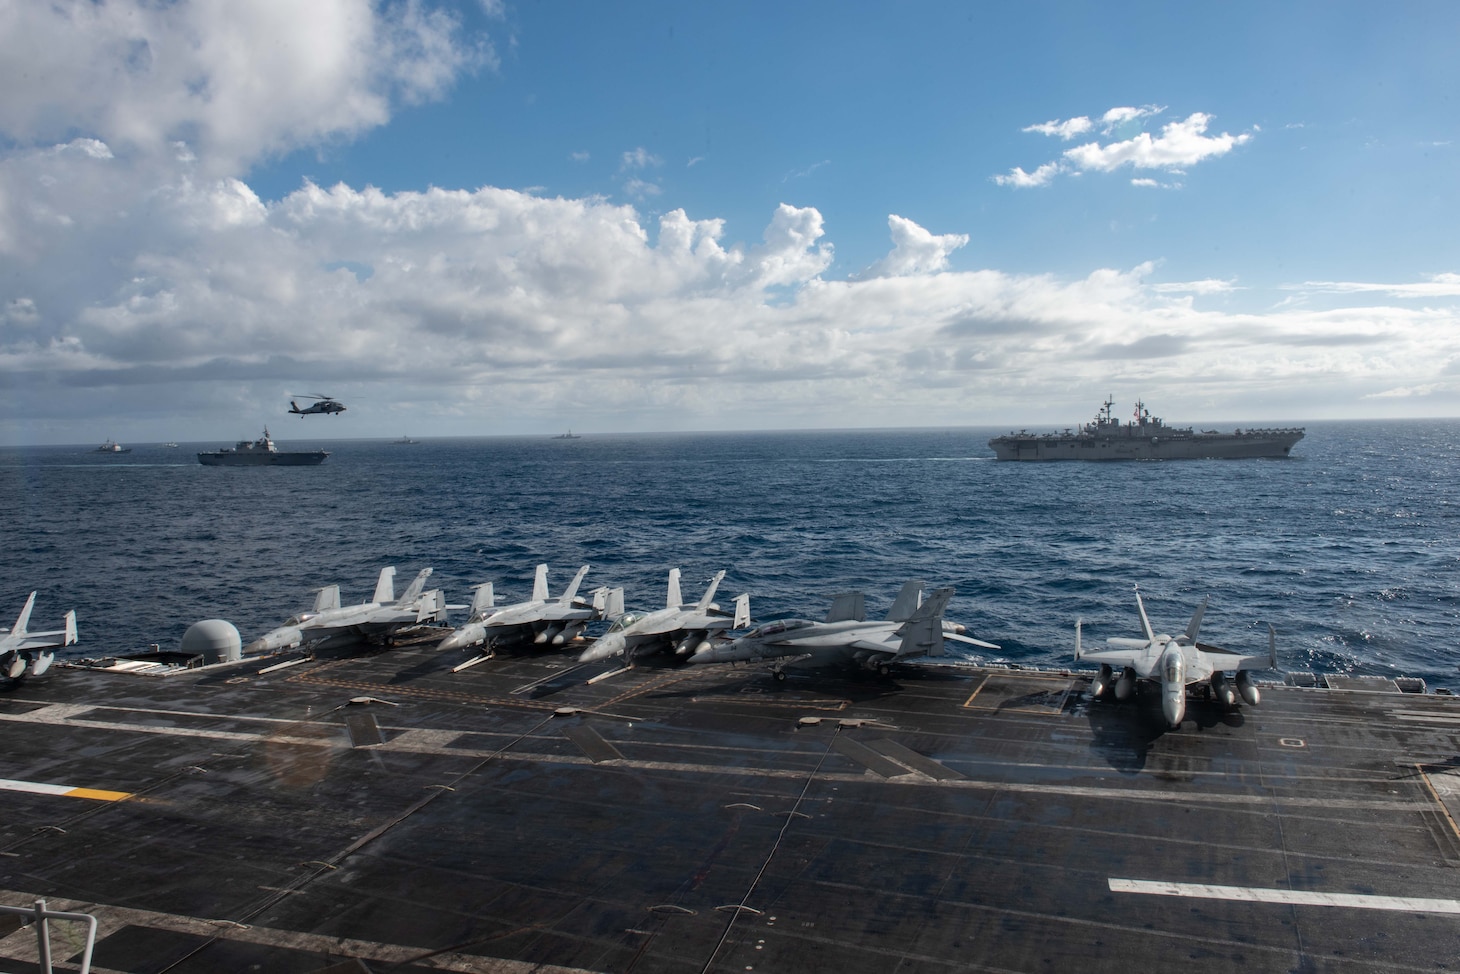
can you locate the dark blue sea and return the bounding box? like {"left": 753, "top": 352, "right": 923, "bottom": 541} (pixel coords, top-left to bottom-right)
{"left": 2, "top": 422, "right": 1458, "bottom": 683}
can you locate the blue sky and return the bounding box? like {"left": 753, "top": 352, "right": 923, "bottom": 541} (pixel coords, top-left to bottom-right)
{"left": 2, "top": 1, "right": 1458, "bottom": 443}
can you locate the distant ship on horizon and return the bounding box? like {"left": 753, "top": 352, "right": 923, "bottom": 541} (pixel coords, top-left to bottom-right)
{"left": 989, "top": 398, "right": 1305, "bottom": 461}
{"left": 198, "top": 428, "right": 329, "bottom": 466}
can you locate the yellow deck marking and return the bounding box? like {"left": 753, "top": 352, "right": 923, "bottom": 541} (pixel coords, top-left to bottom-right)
{"left": 0, "top": 778, "right": 132, "bottom": 802}
{"left": 1418, "top": 765, "right": 1460, "bottom": 844}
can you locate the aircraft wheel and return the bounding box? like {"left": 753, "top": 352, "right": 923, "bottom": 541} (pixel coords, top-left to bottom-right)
{"left": 877, "top": 664, "right": 890, "bottom": 677}
{"left": 773, "top": 670, "right": 787, "bottom": 682}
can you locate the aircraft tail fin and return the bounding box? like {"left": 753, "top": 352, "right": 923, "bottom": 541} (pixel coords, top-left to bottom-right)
{"left": 531, "top": 564, "right": 549, "bottom": 602}
{"left": 313, "top": 585, "right": 341, "bottom": 613}
{"left": 372, "top": 567, "right": 397, "bottom": 605}
{"left": 1268, "top": 624, "right": 1277, "bottom": 669}
{"left": 731, "top": 593, "right": 750, "bottom": 629}
{"left": 666, "top": 568, "right": 682, "bottom": 609}
{"left": 469, "top": 583, "right": 495, "bottom": 615}
{"left": 885, "top": 580, "right": 925, "bottom": 622}
{"left": 696, "top": 570, "right": 726, "bottom": 611}
{"left": 1134, "top": 585, "right": 1155, "bottom": 642}
{"left": 10, "top": 592, "right": 36, "bottom": 637}
{"left": 604, "top": 587, "right": 625, "bottom": 621}
{"left": 825, "top": 592, "right": 866, "bottom": 624}
{"left": 1184, "top": 596, "right": 1208, "bottom": 643}
{"left": 899, "top": 586, "right": 955, "bottom": 657}
{"left": 1075, "top": 618, "right": 1082, "bottom": 660}
{"left": 415, "top": 590, "right": 442, "bottom": 622}
{"left": 63, "top": 609, "right": 77, "bottom": 647}
{"left": 397, "top": 568, "right": 433, "bottom": 605}
{"left": 559, "top": 565, "right": 590, "bottom": 604}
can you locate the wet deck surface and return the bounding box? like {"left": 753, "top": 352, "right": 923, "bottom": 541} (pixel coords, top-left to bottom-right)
{"left": 1, "top": 645, "right": 1458, "bottom": 973}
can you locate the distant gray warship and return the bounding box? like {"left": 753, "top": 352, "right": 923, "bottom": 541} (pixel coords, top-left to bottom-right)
{"left": 197, "top": 427, "right": 329, "bottom": 466}
{"left": 989, "top": 398, "right": 1304, "bottom": 461}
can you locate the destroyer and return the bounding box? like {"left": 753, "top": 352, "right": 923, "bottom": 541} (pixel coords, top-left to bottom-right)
{"left": 989, "top": 397, "right": 1304, "bottom": 461}
{"left": 197, "top": 427, "right": 329, "bottom": 466}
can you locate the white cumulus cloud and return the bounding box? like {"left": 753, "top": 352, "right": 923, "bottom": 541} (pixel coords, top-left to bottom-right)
{"left": 861, "top": 216, "right": 970, "bottom": 278}
{"left": 1023, "top": 117, "right": 1093, "bottom": 140}
{"left": 0, "top": 0, "right": 488, "bottom": 176}
{"left": 1063, "top": 112, "right": 1252, "bottom": 173}
{"left": 992, "top": 161, "right": 1064, "bottom": 188}
{"left": 996, "top": 107, "right": 1252, "bottom": 188}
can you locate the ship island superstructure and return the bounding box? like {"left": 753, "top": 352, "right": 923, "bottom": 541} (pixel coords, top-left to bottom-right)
{"left": 989, "top": 397, "right": 1304, "bottom": 461}
{"left": 197, "top": 427, "right": 329, "bottom": 466}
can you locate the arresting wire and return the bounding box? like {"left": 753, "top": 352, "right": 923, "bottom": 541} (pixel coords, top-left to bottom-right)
{"left": 697, "top": 725, "right": 841, "bottom": 974}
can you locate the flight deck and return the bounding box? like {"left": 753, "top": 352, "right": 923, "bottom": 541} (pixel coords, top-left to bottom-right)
{"left": 1, "top": 645, "right": 1458, "bottom": 973}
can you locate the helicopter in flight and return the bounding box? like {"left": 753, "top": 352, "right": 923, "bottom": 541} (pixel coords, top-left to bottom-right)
{"left": 288, "top": 394, "right": 347, "bottom": 417}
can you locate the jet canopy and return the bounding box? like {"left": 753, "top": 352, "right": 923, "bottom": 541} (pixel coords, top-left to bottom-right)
{"left": 607, "top": 613, "right": 643, "bottom": 634}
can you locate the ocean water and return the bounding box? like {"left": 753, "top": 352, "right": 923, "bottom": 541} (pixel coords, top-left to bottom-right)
{"left": 1, "top": 421, "right": 1457, "bottom": 683}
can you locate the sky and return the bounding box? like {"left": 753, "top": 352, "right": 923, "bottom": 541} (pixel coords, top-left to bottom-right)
{"left": 2, "top": 0, "right": 1459, "bottom": 444}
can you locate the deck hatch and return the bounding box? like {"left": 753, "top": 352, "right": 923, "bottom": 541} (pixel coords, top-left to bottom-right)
{"left": 868, "top": 739, "right": 966, "bottom": 780}
{"left": 831, "top": 736, "right": 914, "bottom": 778}
{"left": 562, "top": 724, "right": 623, "bottom": 763}
{"left": 344, "top": 713, "right": 384, "bottom": 748}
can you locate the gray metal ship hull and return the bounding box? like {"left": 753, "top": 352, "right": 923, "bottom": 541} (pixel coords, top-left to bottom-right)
{"left": 1, "top": 643, "right": 1457, "bottom": 972}
{"left": 197, "top": 450, "right": 328, "bottom": 466}
{"left": 989, "top": 428, "right": 1304, "bottom": 461}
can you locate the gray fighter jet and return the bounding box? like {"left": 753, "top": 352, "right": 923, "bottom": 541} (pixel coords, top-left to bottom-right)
{"left": 1075, "top": 586, "right": 1277, "bottom": 728}
{"left": 1, "top": 592, "right": 77, "bottom": 680}
{"left": 578, "top": 568, "right": 750, "bottom": 664}
{"left": 438, "top": 564, "right": 616, "bottom": 652}
{"left": 245, "top": 566, "right": 445, "bottom": 653}
{"left": 688, "top": 581, "right": 993, "bottom": 679}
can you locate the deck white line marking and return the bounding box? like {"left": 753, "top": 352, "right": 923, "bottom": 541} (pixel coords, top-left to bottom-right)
{"left": 1110, "top": 878, "right": 1460, "bottom": 914}
{"left": 0, "top": 778, "right": 132, "bottom": 801}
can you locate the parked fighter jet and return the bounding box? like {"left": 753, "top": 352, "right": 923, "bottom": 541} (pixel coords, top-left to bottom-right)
{"left": 578, "top": 568, "right": 750, "bottom": 664}
{"left": 438, "top": 564, "right": 616, "bottom": 652}
{"left": 1, "top": 592, "right": 77, "bottom": 680}
{"left": 1075, "top": 586, "right": 1277, "bottom": 728}
{"left": 688, "top": 582, "right": 990, "bottom": 679}
{"left": 244, "top": 567, "right": 445, "bottom": 653}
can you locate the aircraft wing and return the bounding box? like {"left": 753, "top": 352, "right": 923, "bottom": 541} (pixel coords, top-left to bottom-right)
{"left": 1197, "top": 625, "right": 1278, "bottom": 669}
{"left": 1074, "top": 644, "right": 1169, "bottom": 680}
{"left": 846, "top": 638, "right": 899, "bottom": 654}
{"left": 11, "top": 619, "right": 78, "bottom": 651}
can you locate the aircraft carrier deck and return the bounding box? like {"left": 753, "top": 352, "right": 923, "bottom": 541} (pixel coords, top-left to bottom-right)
{"left": 2, "top": 644, "right": 1458, "bottom": 973}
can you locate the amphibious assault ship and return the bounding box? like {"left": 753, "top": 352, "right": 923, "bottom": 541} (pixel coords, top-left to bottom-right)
{"left": 1, "top": 638, "right": 1457, "bottom": 973}
{"left": 197, "top": 427, "right": 329, "bottom": 466}
{"left": 989, "top": 398, "right": 1305, "bottom": 461}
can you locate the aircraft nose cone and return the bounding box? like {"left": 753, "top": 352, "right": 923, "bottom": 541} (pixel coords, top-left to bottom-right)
{"left": 578, "top": 633, "right": 623, "bottom": 663}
